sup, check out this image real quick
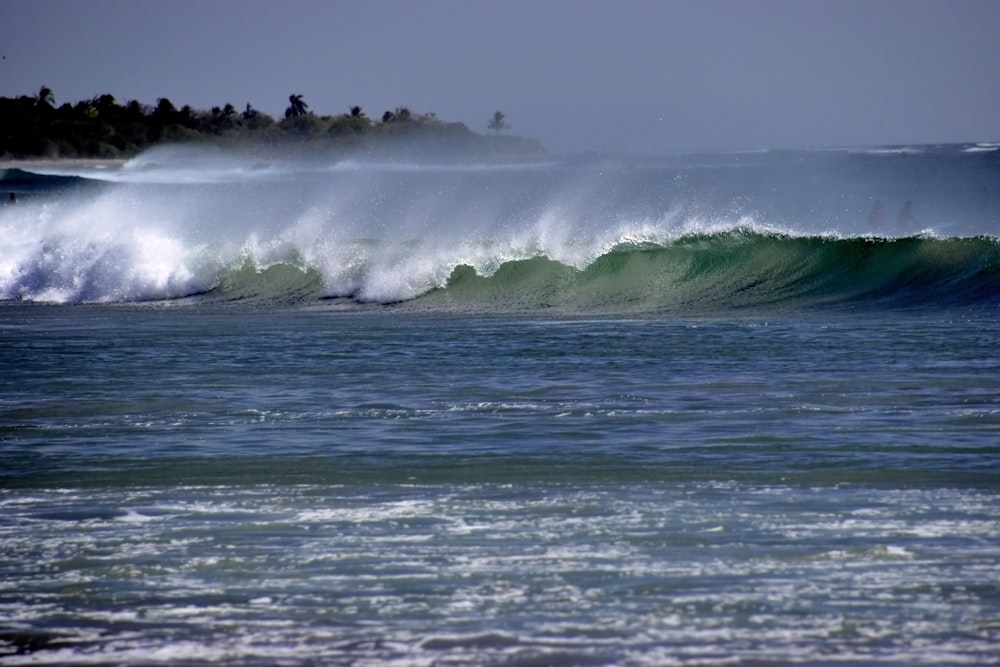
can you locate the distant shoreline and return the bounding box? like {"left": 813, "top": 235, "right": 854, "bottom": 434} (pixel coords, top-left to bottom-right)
{"left": 1, "top": 90, "right": 544, "bottom": 162}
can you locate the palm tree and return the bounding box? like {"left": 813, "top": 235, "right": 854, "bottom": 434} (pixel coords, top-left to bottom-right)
{"left": 285, "top": 94, "right": 308, "bottom": 118}
{"left": 242, "top": 102, "right": 258, "bottom": 120}
{"left": 349, "top": 105, "right": 365, "bottom": 118}
{"left": 487, "top": 111, "right": 509, "bottom": 135}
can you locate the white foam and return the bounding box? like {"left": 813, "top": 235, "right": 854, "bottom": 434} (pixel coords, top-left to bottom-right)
{"left": 3, "top": 148, "right": 833, "bottom": 305}
{"left": 963, "top": 142, "right": 999, "bottom": 153}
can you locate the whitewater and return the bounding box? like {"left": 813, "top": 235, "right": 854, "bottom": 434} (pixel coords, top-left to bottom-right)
{"left": 1, "top": 143, "right": 999, "bottom": 665}
{"left": 3, "top": 143, "right": 998, "bottom": 309}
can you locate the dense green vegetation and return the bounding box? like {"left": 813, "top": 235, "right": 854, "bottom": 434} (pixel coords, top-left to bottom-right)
{"left": 0, "top": 87, "right": 543, "bottom": 160}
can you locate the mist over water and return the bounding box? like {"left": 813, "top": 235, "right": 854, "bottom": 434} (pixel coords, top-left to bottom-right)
{"left": 1, "top": 143, "right": 998, "bottom": 306}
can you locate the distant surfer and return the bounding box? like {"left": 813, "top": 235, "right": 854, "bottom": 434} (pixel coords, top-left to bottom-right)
{"left": 7, "top": 192, "right": 16, "bottom": 205}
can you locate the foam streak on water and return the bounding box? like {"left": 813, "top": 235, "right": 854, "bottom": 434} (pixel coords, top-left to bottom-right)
{"left": 1, "top": 482, "right": 998, "bottom": 666}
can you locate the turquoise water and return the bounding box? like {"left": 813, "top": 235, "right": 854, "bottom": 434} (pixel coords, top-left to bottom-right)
{"left": 1, "top": 146, "right": 1000, "bottom": 664}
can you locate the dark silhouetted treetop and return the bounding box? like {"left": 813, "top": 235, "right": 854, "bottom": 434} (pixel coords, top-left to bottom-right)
{"left": 0, "top": 87, "right": 545, "bottom": 160}
{"left": 36, "top": 86, "right": 55, "bottom": 109}
{"left": 382, "top": 106, "right": 412, "bottom": 123}
{"left": 488, "top": 111, "right": 509, "bottom": 135}
{"left": 153, "top": 98, "right": 179, "bottom": 123}
{"left": 285, "top": 94, "right": 309, "bottom": 118}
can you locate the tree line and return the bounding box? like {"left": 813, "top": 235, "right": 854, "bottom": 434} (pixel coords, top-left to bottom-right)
{"left": 0, "top": 86, "right": 539, "bottom": 160}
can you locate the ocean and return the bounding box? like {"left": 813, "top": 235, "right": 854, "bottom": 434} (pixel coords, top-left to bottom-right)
{"left": 1, "top": 143, "right": 999, "bottom": 665}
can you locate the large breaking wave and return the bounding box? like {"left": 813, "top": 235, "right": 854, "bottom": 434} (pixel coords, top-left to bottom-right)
{"left": 2, "top": 144, "right": 998, "bottom": 312}
{"left": 192, "top": 231, "right": 1000, "bottom": 312}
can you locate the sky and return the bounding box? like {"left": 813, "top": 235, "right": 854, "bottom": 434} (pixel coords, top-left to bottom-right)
{"left": 1, "top": 0, "right": 998, "bottom": 154}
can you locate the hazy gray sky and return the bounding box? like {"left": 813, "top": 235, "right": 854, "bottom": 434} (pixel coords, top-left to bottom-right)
{"left": 2, "top": 0, "right": 998, "bottom": 153}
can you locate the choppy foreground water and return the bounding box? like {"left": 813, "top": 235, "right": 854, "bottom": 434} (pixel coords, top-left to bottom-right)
{"left": 2, "top": 305, "right": 999, "bottom": 665}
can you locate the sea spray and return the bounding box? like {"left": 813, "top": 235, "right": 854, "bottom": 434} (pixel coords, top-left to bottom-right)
{"left": 2, "top": 144, "right": 997, "bottom": 305}
{"left": 0, "top": 190, "right": 214, "bottom": 302}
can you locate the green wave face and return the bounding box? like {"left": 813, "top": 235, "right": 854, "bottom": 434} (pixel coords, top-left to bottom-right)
{"left": 208, "top": 260, "right": 325, "bottom": 305}
{"left": 418, "top": 232, "right": 1000, "bottom": 313}
{"left": 135, "top": 230, "right": 1000, "bottom": 312}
